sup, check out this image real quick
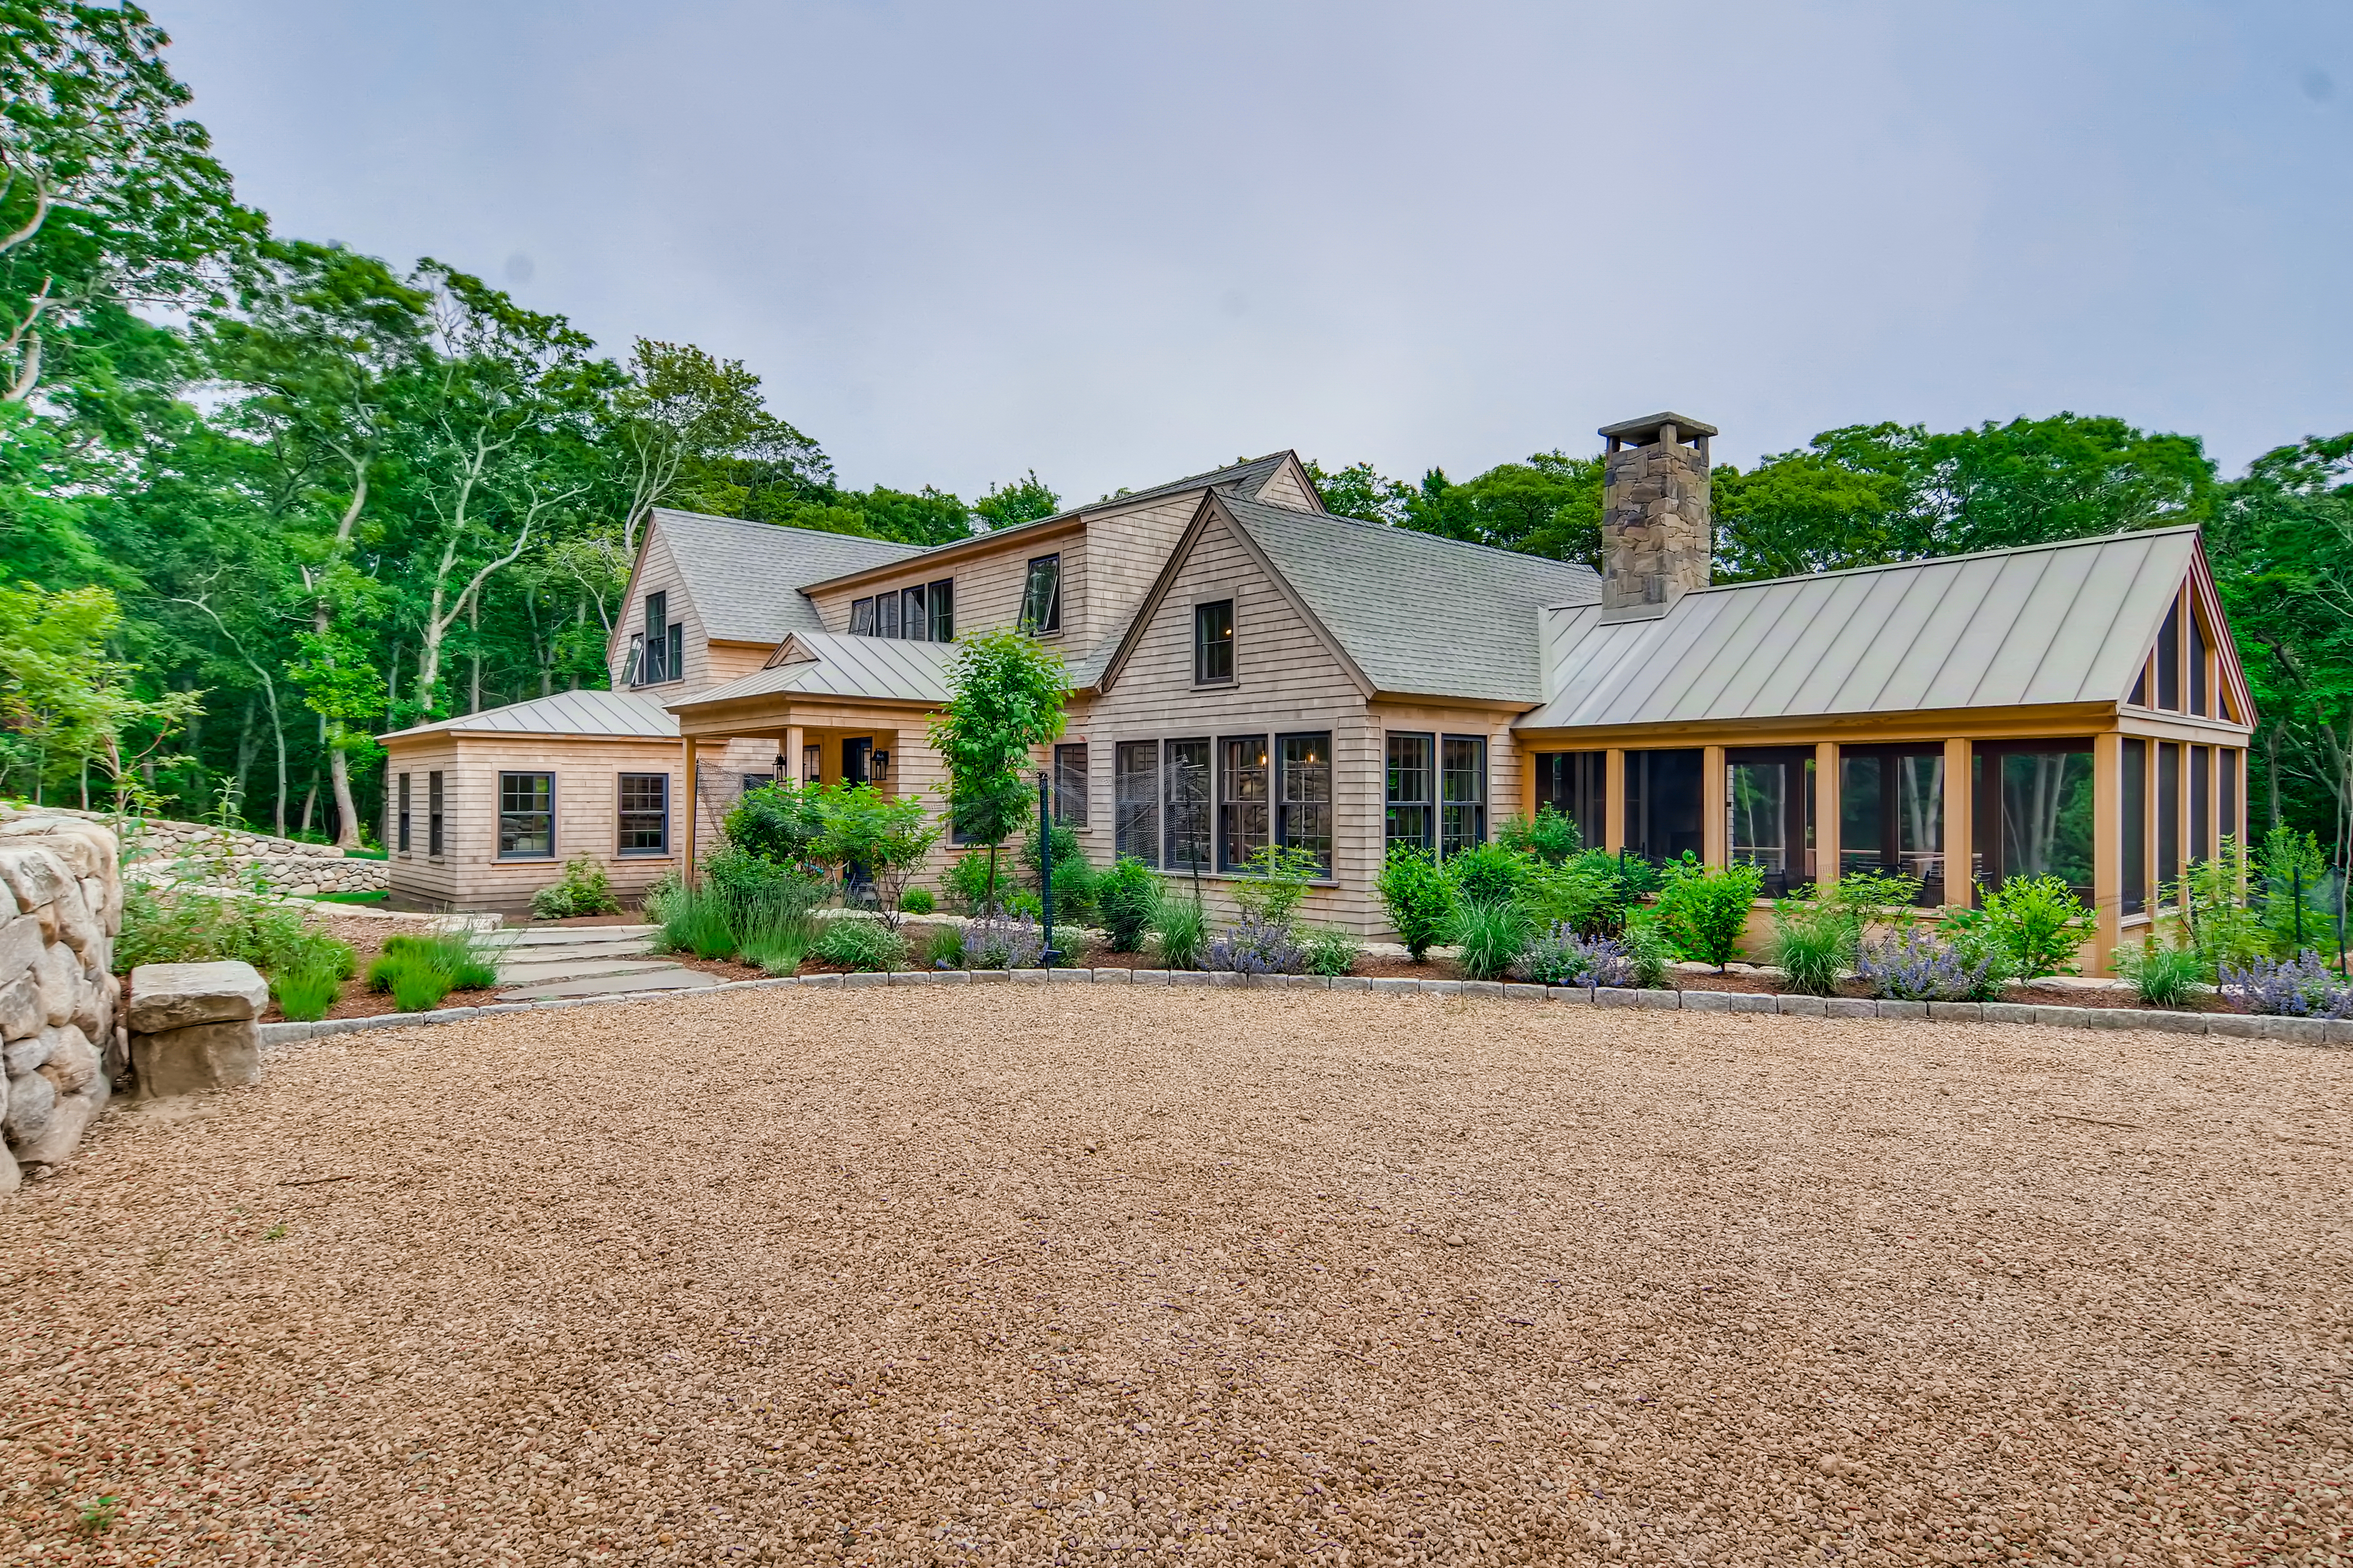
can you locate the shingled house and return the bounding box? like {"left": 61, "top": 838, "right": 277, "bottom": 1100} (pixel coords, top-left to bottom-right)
{"left": 380, "top": 416, "right": 2252, "bottom": 967}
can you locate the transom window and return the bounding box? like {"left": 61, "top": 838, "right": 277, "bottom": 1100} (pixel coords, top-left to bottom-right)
{"left": 498, "top": 772, "right": 554, "bottom": 859}
{"left": 1194, "top": 599, "right": 1234, "bottom": 684}
{"left": 617, "top": 773, "right": 669, "bottom": 855}
{"left": 1019, "top": 555, "right": 1063, "bottom": 635}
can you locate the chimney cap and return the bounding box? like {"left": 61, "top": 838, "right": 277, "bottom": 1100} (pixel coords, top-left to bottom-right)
{"left": 1597, "top": 411, "right": 1717, "bottom": 444}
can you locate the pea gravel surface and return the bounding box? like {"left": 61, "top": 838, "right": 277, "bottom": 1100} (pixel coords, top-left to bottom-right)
{"left": 4, "top": 988, "right": 2349, "bottom": 1567}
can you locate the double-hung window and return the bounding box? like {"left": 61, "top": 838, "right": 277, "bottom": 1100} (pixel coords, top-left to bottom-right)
{"left": 1053, "top": 744, "right": 1089, "bottom": 827}
{"left": 1385, "top": 733, "right": 1434, "bottom": 854}
{"left": 1275, "top": 733, "right": 1332, "bottom": 875}
{"left": 1194, "top": 600, "right": 1234, "bottom": 684}
{"left": 427, "top": 772, "right": 445, "bottom": 857}
{"left": 1164, "top": 738, "right": 1212, "bottom": 873}
{"left": 1019, "top": 554, "right": 1063, "bottom": 634}
{"left": 1114, "top": 741, "right": 1159, "bottom": 865}
{"left": 1217, "top": 735, "right": 1269, "bottom": 872}
{"left": 637, "top": 591, "right": 682, "bottom": 685}
{"left": 498, "top": 772, "right": 554, "bottom": 859}
{"left": 396, "top": 773, "right": 412, "bottom": 853}
{"left": 617, "top": 773, "right": 669, "bottom": 855}
{"left": 1438, "top": 735, "right": 1487, "bottom": 857}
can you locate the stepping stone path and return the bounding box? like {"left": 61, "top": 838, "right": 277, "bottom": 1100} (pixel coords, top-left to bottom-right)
{"left": 493, "top": 925, "right": 723, "bottom": 1001}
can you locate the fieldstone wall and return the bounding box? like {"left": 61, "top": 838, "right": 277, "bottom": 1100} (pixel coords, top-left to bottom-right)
{"left": 0, "top": 811, "right": 124, "bottom": 1191}
{"left": 35, "top": 806, "right": 389, "bottom": 896}
{"left": 1600, "top": 431, "right": 1712, "bottom": 620}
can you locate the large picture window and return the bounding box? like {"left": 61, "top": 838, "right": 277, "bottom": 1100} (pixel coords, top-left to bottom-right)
{"left": 1837, "top": 747, "right": 1945, "bottom": 904}
{"left": 1115, "top": 741, "right": 1159, "bottom": 865}
{"left": 1218, "top": 735, "right": 1269, "bottom": 871}
{"left": 1165, "top": 738, "right": 1211, "bottom": 873}
{"left": 1385, "top": 733, "right": 1434, "bottom": 854}
{"left": 617, "top": 772, "right": 669, "bottom": 855}
{"left": 1053, "top": 743, "right": 1089, "bottom": 827}
{"left": 1623, "top": 748, "right": 1703, "bottom": 864}
{"left": 1275, "top": 733, "right": 1332, "bottom": 875}
{"left": 1019, "top": 554, "right": 1063, "bottom": 634}
{"left": 1439, "top": 735, "right": 1487, "bottom": 858}
{"left": 1194, "top": 600, "right": 1234, "bottom": 684}
{"left": 499, "top": 772, "right": 554, "bottom": 859}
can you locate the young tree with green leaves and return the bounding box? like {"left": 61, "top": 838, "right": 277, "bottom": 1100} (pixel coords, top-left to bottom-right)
{"left": 928, "top": 626, "right": 1070, "bottom": 914}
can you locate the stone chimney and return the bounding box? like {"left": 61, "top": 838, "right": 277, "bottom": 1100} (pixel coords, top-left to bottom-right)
{"left": 1597, "top": 412, "right": 1716, "bottom": 622}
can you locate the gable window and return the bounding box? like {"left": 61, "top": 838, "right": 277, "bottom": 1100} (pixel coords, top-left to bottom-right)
{"left": 1053, "top": 744, "right": 1089, "bottom": 827}
{"left": 928, "top": 578, "right": 955, "bottom": 641}
{"left": 1386, "top": 733, "right": 1434, "bottom": 854}
{"left": 1194, "top": 600, "right": 1234, "bottom": 684}
{"left": 618, "top": 772, "right": 669, "bottom": 855}
{"left": 2189, "top": 611, "right": 2209, "bottom": 717}
{"left": 1218, "top": 735, "right": 1269, "bottom": 872}
{"left": 396, "top": 772, "right": 412, "bottom": 854}
{"left": 1114, "top": 741, "right": 1159, "bottom": 865}
{"left": 1440, "top": 736, "right": 1488, "bottom": 857}
{"left": 623, "top": 633, "right": 643, "bottom": 686}
{"left": 499, "top": 772, "right": 554, "bottom": 859}
{"left": 637, "top": 591, "right": 682, "bottom": 686}
{"left": 428, "top": 771, "right": 445, "bottom": 857}
{"left": 1165, "top": 738, "right": 1211, "bottom": 873}
{"left": 850, "top": 596, "right": 876, "bottom": 636}
{"left": 1275, "top": 733, "right": 1332, "bottom": 875}
{"left": 1019, "top": 554, "right": 1062, "bottom": 635}
{"left": 2155, "top": 599, "right": 2180, "bottom": 711}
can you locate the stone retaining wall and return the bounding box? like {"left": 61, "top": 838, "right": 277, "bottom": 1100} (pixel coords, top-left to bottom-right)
{"left": 0, "top": 811, "right": 124, "bottom": 1191}
{"left": 33, "top": 806, "right": 390, "bottom": 896}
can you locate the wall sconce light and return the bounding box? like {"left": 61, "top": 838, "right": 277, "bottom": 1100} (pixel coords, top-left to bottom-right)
{"left": 771, "top": 753, "right": 788, "bottom": 774}
{"left": 871, "top": 750, "right": 892, "bottom": 783}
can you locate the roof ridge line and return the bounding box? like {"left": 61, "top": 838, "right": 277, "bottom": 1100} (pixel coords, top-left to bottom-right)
{"left": 1681, "top": 523, "right": 2203, "bottom": 595}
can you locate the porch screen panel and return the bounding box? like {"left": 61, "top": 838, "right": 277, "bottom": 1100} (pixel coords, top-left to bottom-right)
{"left": 1385, "top": 733, "right": 1434, "bottom": 854}
{"left": 1218, "top": 736, "right": 1269, "bottom": 872}
{"left": 1276, "top": 733, "right": 1333, "bottom": 876}
{"left": 2189, "top": 616, "right": 2209, "bottom": 716}
{"left": 1623, "top": 748, "right": 1703, "bottom": 864}
{"left": 2190, "top": 745, "right": 2211, "bottom": 864}
{"left": 1439, "top": 736, "right": 1487, "bottom": 857}
{"left": 1165, "top": 739, "right": 1212, "bottom": 874}
{"left": 1895, "top": 755, "right": 1945, "bottom": 902}
{"left": 1533, "top": 752, "right": 1605, "bottom": 852}
{"left": 2156, "top": 602, "right": 2181, "bottom": 711}
{"left": 1053, "top": 743, "right": 1089, "bottom": 827}
{"left": 1836, "top": 751, "right": 1942, "bottom": 902}
{"left": 1727, "top": 752, "right": 1815, "bottom": 893}
{"left": 1114, "top": 741, "right": 1159, "bottom": 865}
{"left": 2157, "top": 741, "right": 2180, "bottom": 892}
{"left": 2120, "top": 736, "right": 2147, "bottom": 917}
{"left": 1992, "top": 749, "right": 2093, "bottom": 900}
{"left": 499, "top": 771, "right": 554, "bottom": 859}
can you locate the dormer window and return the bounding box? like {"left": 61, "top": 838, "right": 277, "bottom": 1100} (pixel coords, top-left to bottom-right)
{"left": 850, "top": 578, "right": 956, "bottom": 641}
{"left": 633, "top": 591, "right": 683, "bottom": 686}
{"left": 1020, "top": 555, "right": 1062, "bottom": 635}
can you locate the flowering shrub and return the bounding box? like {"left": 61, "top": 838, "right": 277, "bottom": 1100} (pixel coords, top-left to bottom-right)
{"left": 1855, "top": 929, "right": 2004, "bottom": 1002}
{"left": 959, "top": 911, "right": 1045, "bottom": 970}
{"left": 1514, "top": 922, "right": 1636, "bottom": 988}
{"left": 1204, "top": 914, "right": 1310, "bottom": 975}
{"left": 2217, "top": 952, "right": 2353, "bottom": 1018}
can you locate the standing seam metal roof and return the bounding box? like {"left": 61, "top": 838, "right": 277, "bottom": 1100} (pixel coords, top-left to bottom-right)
{"left": 378, "top": 688, "right": 679, "bottom": 741}
{"left": 673, "top": 632, "right": 956, "bottom": 710}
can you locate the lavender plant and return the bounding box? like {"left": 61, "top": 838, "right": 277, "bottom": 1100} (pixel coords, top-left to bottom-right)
{"left": 1855, "top": 928, "right": 2004, "bottom": 1003}
{"left": 959, "top": 911, "right": 1045, "bottom": 970}
{"left": 2217, "top": 952, "right": 2353, "bottom": 1018}
{"left": 1204, "top": 913, "right": 1310, "bottom": 975}
{"left": 1514, "top": 923, "right": 1636, "bottom": 988}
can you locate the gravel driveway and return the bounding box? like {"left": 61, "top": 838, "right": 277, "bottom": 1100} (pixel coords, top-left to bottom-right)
{"left": 3, "top": 989, "right": 2348, "bottom": 1565}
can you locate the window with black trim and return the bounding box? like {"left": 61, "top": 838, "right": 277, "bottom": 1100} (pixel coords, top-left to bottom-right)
{"left": 618, "top": 772, "right": 669, "bottom": 855}
{"left": 877, "top": 590, "right": 901, "bottom": 639}
{"left": 1115, "top": 741, "right": 1159, "bottom": 865}
{"left": 1218, "top": 735, "right": 1269, "bottom": 871}
{"left": 2189, "top": 612, "right": 2209, "bottom": 717}
{"left": 1275, "top": 732, "right": 1332, "bottom": 874}
{"left": 1019, "top": 554, "right": 1062, "bottom": 634}
{"left": 1439, "top": 735, "right": 1487, "bottom": 857}
{"left": 850, "top": 596, "right": 876, "bottom": 636}
{"left": 498, "top": 772, "right": 554, "bottom": 858}
{"left": 928, "top": 578, "right": 955, "bottom": 640}
{"left": 1053, "top": 744, "right": 1089, "bottom": 827}
{"left": 396, "top": 772, "right": 412, "bottom": 854}
{"left": 1194, "top": 599, "right": 1233, "bottom": 684}
{"left": 1165, "top": 738, "right": 1211, "bottom": 873}
{"left": 1386, "top": 733, "right": 1434, "bottom": 854}
{"left": 428, "top": 772, "right": 445, "bottom": 857}
{"left": 636, "top": 591, "right": 683, "bottom": 686}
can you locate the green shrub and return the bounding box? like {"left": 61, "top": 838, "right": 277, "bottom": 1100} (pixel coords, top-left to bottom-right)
{"left": 1300, "top": 924, "right": 1362, "bottom": 977}
{"left": 1021, "top": 820, "right": 1097, "bottom": 923}
{"left": 944, "top": 850, "right": 1008, "bottom": 914}
{"left": 368, "top": 929, "right": 502, "bottom": 996}
{"left": 811, "top": 916, "right": 907, "bottom": 972}
{"left": 1957, "top": 874, "right": 2092, "bottom": 977}
{"left": 703, "top": 846, "right": 827, "bottom": 921}
{"left": 118, "top": 883, "right": 355, "bottom": 979}
{"left": 899, "top": 887, "right": 936, "bottom": 916}
{"left": 1768, "top": 908, "right": 1852, "bottom": 996}
{"left": 2257, "top": 825, "right": 2338, "bottom": 958}
{"left": 1444, "top": 843, "right": 1530, "bottom": 908}
{"left": 529, "top": 856, "right": 621, "bottom": 920}
{"left": 1152, "top": 891, "right": 1208, "bottom": 970}
{"left": 723, "top": 781, "right": 828, "bottom": 864}
{"left": 1094, "top": 857, "right": 1161, "bottom": 952}
{"left": 1449, "top": 900, "right": 1530, "bottom": 981}
{"left": 1652, "top": 858, "right": 1764, "bottom": 968}
{"left": 655, "top": 883, "right": 740, "bottom": 961}
{"left": 270, "top": 962, "right": 340, "bottom": 1023}
{"left": 1003, "top": 887, "right": 1043, "bottom": 919}
{"left": 1519, "top": 858, "right": 1632, "bottom": 938}
{"left": 1230, "top": 844, "right": 1322, "bottom": 928}
{"left": 2169, "top": 838, "right": 2268, "bottom": 977}
{"left": 640, "top": 868, "right": 683, "bottom": 924}
{"left": 1499, "top": 805, "right": 1581, "bottom": 865}
{"left": 736, "top": 909, "right": 814, "bottom": 976}
{"left": 921, "top": 923, "right": 967, "bottom": 968}
{"left": 1621, "top": 912, "right": 1673, "bottom": 988}
{"left": 2115, "top": 931, "right": 2207, "bottom": 1008}
{"left": 1377, "top": 847, "right": 1456, "bottom": 963}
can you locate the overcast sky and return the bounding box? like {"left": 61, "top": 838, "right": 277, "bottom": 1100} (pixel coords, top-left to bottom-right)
{"left": 152, "top": 1, "right": 2350, "bottom": 503}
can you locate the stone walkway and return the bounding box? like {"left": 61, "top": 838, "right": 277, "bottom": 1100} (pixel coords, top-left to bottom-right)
{"left": 491, "top": 924, "right": 722, "bottom": 1002}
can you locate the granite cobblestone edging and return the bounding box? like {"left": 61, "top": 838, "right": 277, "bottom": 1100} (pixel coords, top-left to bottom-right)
{"left": 254, "top": 973, "right": 2353, "bottom": 1051}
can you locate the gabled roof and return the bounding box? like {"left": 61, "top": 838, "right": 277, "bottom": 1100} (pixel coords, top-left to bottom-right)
{"left": 673, "top": 631, "right": 955, "bottom": 711}
{"left": 648, "top": 509, "right": 924, "bottom": 643}
{"left": 1216, "top": 494, "right": 1601, "bottom": 704}
{"left": 379, "top": 688, "right": 678, "bottom": 742}
{"left": 1519, "top": 525, "right": 2216, "bottom": 731}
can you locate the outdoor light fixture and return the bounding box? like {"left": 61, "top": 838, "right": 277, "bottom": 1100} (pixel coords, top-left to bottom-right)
{"left": 771, "top": 753, "right": 788, "bottom": 773}
{"left": 870, "top": 751, "right": 891, "bottom": 783}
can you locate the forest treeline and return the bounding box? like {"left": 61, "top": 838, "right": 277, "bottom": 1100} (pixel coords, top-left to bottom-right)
{"left": 1, "top": 5, "right": 2347, "bottom": 870}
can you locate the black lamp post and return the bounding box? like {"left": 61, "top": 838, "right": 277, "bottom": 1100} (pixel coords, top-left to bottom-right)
{"left": 1038, "top": 768, "right": 1060, "bottom": 969}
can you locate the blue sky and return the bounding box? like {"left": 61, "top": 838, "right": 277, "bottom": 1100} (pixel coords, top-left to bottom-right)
{"left": 153, "top": 1, "right": 2351, "bottom": 503}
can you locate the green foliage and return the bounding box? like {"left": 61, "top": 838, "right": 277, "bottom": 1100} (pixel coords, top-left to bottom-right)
{"left": 1953, "top": 874, "right": 2093, "bottom": 977}
{"left": 929, "top": 628, "right": 1070, "bottom": 917}
{"left": 811, "top": 916, "right": 906, "bottom": 973}
{"left": 1393, "top": 451, "right": 1608, "bottom": 570}
{"left": 1763, "top": 871, "right": 1922, "bottom": 995}
{"left": 117, "top": 882, "right": 353, "bottom": 979}
{"left": 1449, "top": 900, "right": 1531, "bottom": 981}
{"left": 386, "top": 958, "right": 453, "bottom": 1013}
{"left": 1619, "top": 912, "right": 1673, "bottom": 988}
{"left": 2255, "top": 825, "right": 2337, "bottom": 958}
{"left": 267, "top": 961, "right": 340, "bottom": 1022}
{"left": 1020, "top": 818, "right": 1097, "bottom": 923}
{"left": 1302, "top": 460, "right": 1414, "bottom": 527}
{"left": 723, "top": 782, "right": 827, "bottom": 865}
{"left": 974, "top": 470, "right": 1060, "bottom": 530}
{"left": 1377, "top": 846, "right": 1456, "bottom": 963}
{"left": 2114, "top": 934, "right": 2207, "bottom": 1009}
{"left": 1094, "top": 856, "right": 1161, "bottom": 953}
{"left": 1151, "top": 889, "right": 1208, "bottom": 971}
{"left": 898, "top": 887, "right": 935, "bottom": 916}
{"left": 1652, "top": 858, "right": 1764, "bottom": 968}
{"left": 1518, "top": 854, "right": 1637, "bottom": 938}
{"left": 1498, "top": 806, "right": 1581, "bottom": 865}
{"left": 364, "top": 930, "right": 501, "bottom": 1012}
{"left": 944, "top": 850, "right": 1004, "bottom": 915}
{"left": 529, "top": 855, "right": 621, "bottom": 919}
{"left": 735, "top": 907, "right": 813, "bottom": 976}
{"left": 1443, "top": 842, "right": 1530, "bottom": 908}
{"left": 1300, "top": 924, "right": 1362, "bottom": 977}
{"left": 2168, "top": 839, "right": 2269, "bottom": 977}
{"left": 810, "top": 782, "right": 939, "bottom": 924}
{"left": 921, "top": 922, "right": 966, "bottom": 968}
{"left": 1230, "top": 844, "right": 1322, "bottom": 929}
{"left": 702, "top": 845, "right": 827, "bottom": 920}
{"left": 0, "top": 582, "right": 198, "bottom": 807}
{"left": 654, "top": 883, "right": 740, "bottom": 961}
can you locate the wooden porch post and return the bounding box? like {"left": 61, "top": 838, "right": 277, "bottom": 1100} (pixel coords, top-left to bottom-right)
{"left": 1814, "top": 742, "right": 1840, "bottom": 887}
{"left": 681, "top": 735, "right": 700, "bottom": 885}
{"left": 1702, "top": 745, "right": 1728, "bottom": 867}
{"left": 1603, "top": 748, "right": 1626, "bottom": 854}
{"left": 1942, "top": 738, "right": 1973, "bottom": 908}
{"left": 2092, "top": 731, "right": 2122, "bottom": 973}
{"left": 785, "top": 724, "right": 806, "bottom": 785}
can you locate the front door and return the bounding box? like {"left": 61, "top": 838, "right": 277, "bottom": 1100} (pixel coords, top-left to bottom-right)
{"left": 842, "top": 737, "right": 872, "bottom": 787}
